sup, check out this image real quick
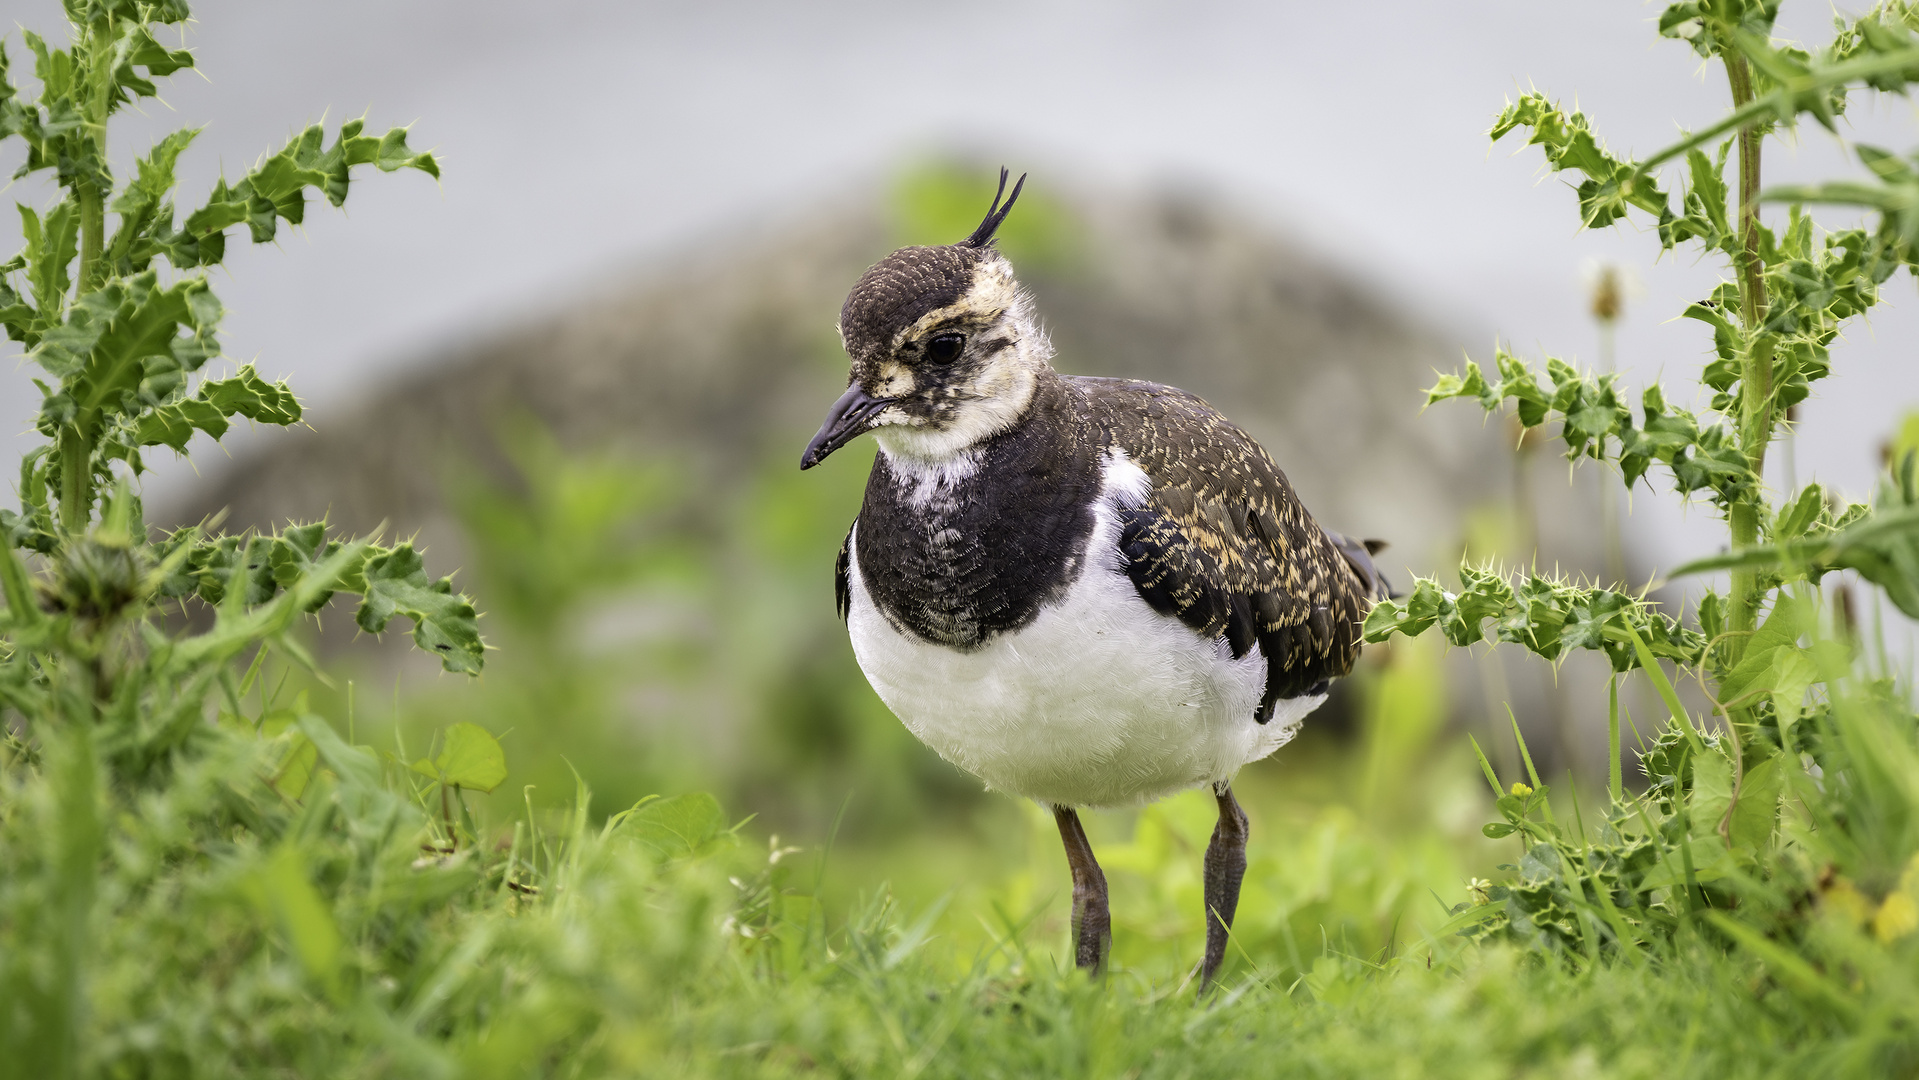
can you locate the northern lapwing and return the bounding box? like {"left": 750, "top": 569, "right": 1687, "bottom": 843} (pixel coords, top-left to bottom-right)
{"left": 800, "top": 170, "right": 1390, "bottom": 990}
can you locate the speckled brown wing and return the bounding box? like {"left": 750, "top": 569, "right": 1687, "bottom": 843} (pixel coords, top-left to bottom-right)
{"left": 1070, "top": 376, "right": 1388, "bottom": 723}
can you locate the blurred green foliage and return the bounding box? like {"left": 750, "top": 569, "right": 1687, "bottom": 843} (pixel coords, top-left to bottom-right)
{"left": 891, "top": 159, "right": 1082, "bottom": 270}
{"left": 339, "top": 419, "right": 987, "bottom": 840}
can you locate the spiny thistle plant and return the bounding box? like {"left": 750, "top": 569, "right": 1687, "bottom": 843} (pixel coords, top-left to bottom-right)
{"left": 1364, "top": 0, "right": 1919, "bottom": 1012}
{"left": 0, "top": 6, "right": 774, "bottom": 1075}
{"left": 0, "top": 2, "right": 508, "bottom": 1070}
{"left": 0, "top": 2, "right": 484, "bottom": 675}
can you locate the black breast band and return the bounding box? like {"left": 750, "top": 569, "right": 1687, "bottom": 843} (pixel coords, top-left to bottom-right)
{"left": 853, "top": 388, "right": 1102, "bottom": 650}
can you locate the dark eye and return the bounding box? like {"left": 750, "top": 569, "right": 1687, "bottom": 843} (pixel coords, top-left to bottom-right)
{"left": 923, "top": 332, "right": 965, "bottom": 364}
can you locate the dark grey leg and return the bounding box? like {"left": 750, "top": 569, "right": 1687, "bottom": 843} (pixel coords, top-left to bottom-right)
{"left": 1053, "top": 805, "right": 1110, "bottom": 973}
{"left": 1199, "top": 782, "right": 1249, "bottom": 992}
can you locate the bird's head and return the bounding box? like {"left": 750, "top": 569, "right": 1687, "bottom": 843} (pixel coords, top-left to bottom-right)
{"left": 800, "top": 169, "right": 1051, "bottom": 470}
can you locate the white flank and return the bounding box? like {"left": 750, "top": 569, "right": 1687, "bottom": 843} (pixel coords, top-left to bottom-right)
{"left": 845, "top": 449, "right": 1324, "bottom": 808}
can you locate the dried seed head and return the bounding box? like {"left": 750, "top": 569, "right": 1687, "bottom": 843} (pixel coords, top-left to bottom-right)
{"left": 1590, "top": 264, "right": 1621, "bottom": 322}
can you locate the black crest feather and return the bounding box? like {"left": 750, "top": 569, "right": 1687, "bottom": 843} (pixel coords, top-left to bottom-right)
{"left": 959, "top": 167, "right": 1027, "bottom": 249}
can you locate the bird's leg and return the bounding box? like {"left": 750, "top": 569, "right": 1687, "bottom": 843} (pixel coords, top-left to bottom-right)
{"left": 1199, "top": 781, "right": 1249, "bottom": 992}
{"left": 1053, "top": 805, "right": 1110, "bottom": 973}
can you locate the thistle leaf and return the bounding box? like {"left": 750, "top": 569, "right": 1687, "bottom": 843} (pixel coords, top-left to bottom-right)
{"left": 354, "top": 544, "right": 485, "bottom": 673}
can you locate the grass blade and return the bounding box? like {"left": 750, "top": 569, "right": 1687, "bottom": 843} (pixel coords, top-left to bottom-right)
{"left": 1608, "top": 675, "right": 1623, "bottom": 804}
{"left": 1621, "top": 620, "right": 1705, "bottom": 752}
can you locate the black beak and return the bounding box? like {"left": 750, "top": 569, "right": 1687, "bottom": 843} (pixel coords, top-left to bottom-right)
{"left": 800, "top": 384, "right": 891, "bottom": 470}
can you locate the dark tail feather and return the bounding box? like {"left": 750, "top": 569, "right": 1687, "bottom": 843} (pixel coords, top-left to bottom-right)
{"left": 1325, "top": 529, "right": 1397, "bottom": 600}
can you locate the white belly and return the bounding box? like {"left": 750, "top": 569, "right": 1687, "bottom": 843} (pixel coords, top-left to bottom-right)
{"left": 844, "top": 454, "right": 1323, "bottom": 808}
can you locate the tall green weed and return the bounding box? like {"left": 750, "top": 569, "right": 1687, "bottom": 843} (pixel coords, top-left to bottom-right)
{"left": 1359, "top": 0, "right": 1919, "bottom": 1058}
{"left": 0, "top": 3, "right": 491, "bottom": 1073}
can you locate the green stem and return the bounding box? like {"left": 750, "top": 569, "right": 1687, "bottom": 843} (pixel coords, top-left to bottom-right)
{"left": 1597, "top": 316, "right": 1625, "bottom": 589}
{"left": 43, "top": 700, "right": 100, "bottom": 1078}
{"left": 77, "top": 188, "right": 102, "bottom": 294}
{"left": 68, "top": 184, "right": 101, "bottom": 529}
{"left": 57, "top": 427, "right": 92, "bottom": 536}
{"left": 75, "top": 17, "right": 110, "bottom": 294}
{"left": 1727, "top": 55, "right": 1769, "bottom": 358}
{"left": 1724, "top": 52, "right": 1773, "bottom": 672}
{"left": 1715, "top": 48, "right": 1766, "bottom": 833}
{"left": 58, "top": 17, "right": 115, "bottom": 536}
{"left": 1607, "top": 675, "right": 1623, "bottom": 804}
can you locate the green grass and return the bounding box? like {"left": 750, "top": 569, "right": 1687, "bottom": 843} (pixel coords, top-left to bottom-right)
{"left": 8, "top": 616, "right": 1916, "bottom": 1078}
{"left": 7, "top": 715, "right": 1900, "bottom": 1079}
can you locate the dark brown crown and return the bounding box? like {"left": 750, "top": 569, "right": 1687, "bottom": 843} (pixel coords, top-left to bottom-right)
{"left": 837, "top": 168, "right": 1027, "bottom": 363}
{"left": 839, "top": 245, "right": 984, "bottom": 362}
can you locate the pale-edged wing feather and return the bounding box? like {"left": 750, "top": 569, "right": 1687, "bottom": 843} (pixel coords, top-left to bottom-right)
{"left": 1070, "top": 376, "right": 1387, "bottom": 722}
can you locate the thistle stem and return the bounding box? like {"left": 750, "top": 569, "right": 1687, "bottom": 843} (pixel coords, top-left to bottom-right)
{"left": 75, "top": 15, "right": 110, "bottom": 295}
{"left": 1723, "top": 52, "right": 1773, "bottom": 671}
{"left": 57, "top": 428, "right": 92, "bottom": 536}
{"left": 57, "top": 15, "right": 116, "bottom": 535}
{"left": 77, "top": 189, "right": 102, "bottom": 295}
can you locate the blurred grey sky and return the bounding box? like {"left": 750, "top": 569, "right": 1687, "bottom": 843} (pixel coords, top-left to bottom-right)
{"left": 3, "top": 0, "right": 1916, "bottom": 568}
